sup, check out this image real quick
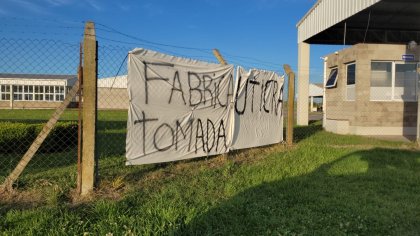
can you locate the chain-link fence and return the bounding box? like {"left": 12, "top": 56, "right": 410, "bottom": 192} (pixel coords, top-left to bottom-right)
{"left": 2, "top": 22, "right": 418, "bottom": 197}
{"left": 0, "top": 24, "right": 317, "bottom": 195}
{"left": 0, "top": 38, "right": 80, "bottom": 192}
{"left": 95, "top": 43, "right": 131, "bottom": 183}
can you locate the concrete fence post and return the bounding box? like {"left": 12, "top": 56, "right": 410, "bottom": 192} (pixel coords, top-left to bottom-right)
{"left": 284, "top": 64, "right": 295, "bottom": 146}
{"left": 212, "top": 49, "right": 228, "bottom": 65}
{"left": 81, "top": 21, "right": 98, "bottom": 196}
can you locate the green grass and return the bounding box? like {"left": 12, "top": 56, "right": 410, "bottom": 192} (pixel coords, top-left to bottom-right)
{"left": 0, "top": 109, "right": 79, "bottom": 123}
{"left": 0, "top": 109, "right": 127, "bottom": 178}
{"left": 0, "top": 109, "right": 128, "bottom": 122}
{"left": 1, "top": 111, "right": 420, "bottom": 235}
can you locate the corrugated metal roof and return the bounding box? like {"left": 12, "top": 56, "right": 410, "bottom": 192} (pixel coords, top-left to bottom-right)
{"left": 0, "top": 73, "right": 78, "bottom": 86}
{"left": 309, "top": 83, "right": 323, "bottom": 97}
{"left": 0, "top": 73, "right": 76, "bottom": 80}
{"left": 297, "top": 0, "right": 381, "bottom": 43}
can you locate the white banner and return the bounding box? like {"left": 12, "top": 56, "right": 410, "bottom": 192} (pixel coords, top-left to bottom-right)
{"left": 126, "top": 49, "right": 235, "bottom": 165}
{"left": 232, "top": 67, "right": 284, "bottom": 149}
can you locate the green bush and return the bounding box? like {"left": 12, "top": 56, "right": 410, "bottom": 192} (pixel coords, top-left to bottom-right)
{"left": 0, "top": 121, "right": 78, "bottom": 154}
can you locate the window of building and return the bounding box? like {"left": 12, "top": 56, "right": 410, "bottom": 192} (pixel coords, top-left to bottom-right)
{"left": 370, "top": 61, "right": 417, "bottom": 101}
{"left": 45, "top": 86, "right": 54, "bottom": 101}
{"left": 55, "top": 86, "right": 65, "bottom": 101}
{"left": 0, "top": 85, "right": 11, "bottom": 101}
{"left": 23, "top": 85, "right": 33, "bottom": 101}
{"left": 3, "top": 84, "right": 67, "bottom": 102}
{"left": 394, "top": 63, "right": 417, "bottom": 101}
{"left": 34, "top": 85, "right": 44, "bottom": 101}
{"left": 371, "top": 62, "right": 393, "bottom": 100}
{"left": 13, "top": 85, "right": 23, "bottom": 101}
{"left": 346, "top": 63, "right": 356, "bottom": 101}
{"left": 325, "top": 68, "right": 338, "bottom": 88}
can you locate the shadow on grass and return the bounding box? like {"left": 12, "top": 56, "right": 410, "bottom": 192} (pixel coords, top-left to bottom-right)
{"left": 0, "top": 119, "right": 127, "bottom": 174}
{"left": 178, "top": 148, "right": 420, "bottom": 235}
{"left": 97, "top": 121, "right": 127, "bottom": 157}
{"left": 0, "top": 150, "right": 77, "bottom": 177}
{"left": 293, "top": 121, "right": 322, "bottom": 143}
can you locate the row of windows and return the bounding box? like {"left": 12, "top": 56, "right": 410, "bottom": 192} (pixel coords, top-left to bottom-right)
{"left": 326, "top": 61, "right": 418, "bottom": 102}
{"left": 0, "top": 85, "right": 66, "bottom": 102}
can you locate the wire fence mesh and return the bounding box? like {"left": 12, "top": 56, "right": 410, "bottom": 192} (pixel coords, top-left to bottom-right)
{"left": 2, "top": 36, "right": 293, "bottom": 193}
{"left": 2, "top": 22, "right": 418, "bottom": 197}
{"left": 0, "top": 38, "right": 80, "bottom": 191}
{"left": 95, "top": 43, "right": 131, "bottom": 182}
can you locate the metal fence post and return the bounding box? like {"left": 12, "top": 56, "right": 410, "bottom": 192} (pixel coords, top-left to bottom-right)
{"left": 81, "top": 21, "right": 98, "bottom": 195}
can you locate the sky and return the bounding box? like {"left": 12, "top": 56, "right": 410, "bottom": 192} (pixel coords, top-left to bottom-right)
{"left": 0, "top": 0, "right": 346, "bottom": 83}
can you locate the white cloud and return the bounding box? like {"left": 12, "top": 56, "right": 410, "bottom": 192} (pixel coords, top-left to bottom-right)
{"left": 44, "top": 0, "right": 73, "bottom": 7}
{"left": 13, "top": 0, "right": 52, "bottom": 15}
{"left": 85, "top": 0, "right": 103, "bottom": 11}
{"left": 118, "top": 3, "right": 131, "bottom": 12}
{"left": 142, "top": 3, "right": 163, "bottom": 17}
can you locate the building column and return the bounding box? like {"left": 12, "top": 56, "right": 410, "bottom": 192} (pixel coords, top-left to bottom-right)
{"left": 310, "top": 96, "right": 314, "bottom": 112}
{"left": 322, "top": 57, "right": 328, "bottom": 128}
{"left": 10, "top": 84, "right": 13, "bottom": 109}
{"left": 297, "top": 42, "right": 310, "bottom": 125}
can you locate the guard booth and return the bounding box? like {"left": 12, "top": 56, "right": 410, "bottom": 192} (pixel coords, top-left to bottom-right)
{"left": 297, "top": 0, "right": 420, "bottom": 140}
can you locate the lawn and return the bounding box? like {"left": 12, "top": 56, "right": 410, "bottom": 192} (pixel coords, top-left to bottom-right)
{"left": 0, "top": 109, "right": 127, "bottom": 184}
{"left": 1, "top": 111, "right": 420, "bottom": 235}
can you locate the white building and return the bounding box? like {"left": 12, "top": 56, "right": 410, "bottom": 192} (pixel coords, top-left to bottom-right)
{"left": 0, "top": 73, "right": 77, "bottom": 109}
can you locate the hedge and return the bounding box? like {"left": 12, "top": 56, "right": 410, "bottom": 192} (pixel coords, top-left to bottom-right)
{"left": 0, "top": 121, "right": 78, "bottom": 154}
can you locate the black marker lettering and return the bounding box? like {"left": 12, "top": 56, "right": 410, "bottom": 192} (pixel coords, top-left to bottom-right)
{"left": 175, "top": 119, "right": 194, "bottom": 151}
{"left": 195, "top": 118, "right": 205, "bottom": 153}
{"left": 133, "top": 111, "right": 158, "bottom": 155}
{"left": 271, "top": 80, "right": 278, "bottom": 114}
{"left": 263, "top": 80, "right": 273, "bottom": 113}
{"left": 188, "top": 72, "right": 202, "bottom": 107}
{"left": 144, "top": 61, "right": 170, "bottom": 104}
{"left": 153, "top": 123, "right": 174, "bottom": 152}
{"left": 276, "top": 85, "right": 284, "bottom": 116}
{"left": 206, "top": 119, "right": 215, "bottom": 152}
{"left": 216, "top": 120, "right": 227, "bottom": 151}
{"left": 260, "top": 80, "right": 265, "bottom": 112}
{"left": 202, "top": 75, "right": 213, "bottom": 106}
{"left": 169, "top": 71, "right": 186, "bottom": 105}
{"left": 235, "top": 76, "right": 248, "bottom": 115}
{"left": 249, "top": 79, "right": 260, "bottom": 113}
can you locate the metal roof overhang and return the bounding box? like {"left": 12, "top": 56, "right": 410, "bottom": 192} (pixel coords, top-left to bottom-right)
{"left": 298, "top": 0, "right": 420, "bottom": 45}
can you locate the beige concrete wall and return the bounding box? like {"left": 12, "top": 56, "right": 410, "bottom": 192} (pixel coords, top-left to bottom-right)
{"left": 0, "top": 100, "right": 62, "bottom": 109}
{"left": 0, "top": 88, "right": 128, "bottom": 110}
{"left": 325, "top": 44, "right": 419, "bottom": 136}
{"left": 97, "top": 88, "right": 128, "bottom": 109}
{"left": 0, "top": 101, "right": 10, "bottom": 108}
